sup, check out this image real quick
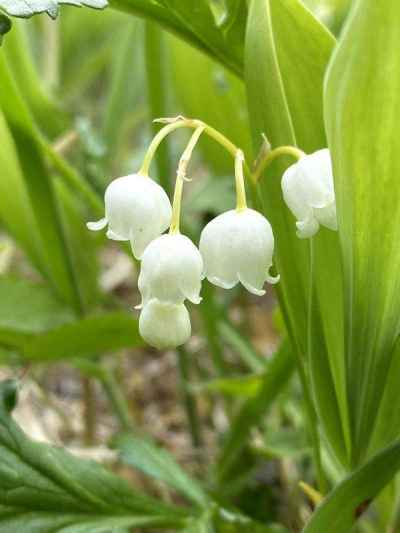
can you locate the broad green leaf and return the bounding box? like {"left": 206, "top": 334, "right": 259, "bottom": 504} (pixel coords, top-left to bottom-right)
{"left": 0, "top": 381, "right": 188, "bottom": 532}
{"left": 303, "top": 439, "right": 400, "bottom": 532}
{"left": 0, "top": 277, "right": 73, "bottom": 347}
{"left": 324, "top": 0, "right": 400, "bottom": 463}
{"left": 2, "top": 20, "right": 66, "bottom": 136}
{"left": 54, "top": 180, "right": 100, "bottom": 312}
{"left": 110, "top": 0, "right": 244, "bottom": 76}
{"left": 0, "top": 0, "right": 107, "bottom": 19}
{"left": 215, "top": 339, "right": 294, "bottom": 483}
{"left": 0, "top": 55, "right": 81, "bottom": 310}
{"left": 0, "top": 109, "right": 44, "bottom": 271}
{"left": 245, "top": 0, "right": 349, "bottom": 465}
{"left": 168, "top": 32, "right": 252, "bottom": 175}
{"left": 115, "top": 433, "right": 209, "bottom": 507}
{"left": 145, "top": 20, "right": 172, "bottom": 193}
{"left": 23, "top": 312, "right": 143, "bottom": 361}
{"left": 103, "top": 19, "right": 142, "bottom": 175}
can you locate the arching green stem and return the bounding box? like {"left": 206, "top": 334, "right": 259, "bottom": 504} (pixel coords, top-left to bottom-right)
{"left": 253, "top": 145, "right": 305, "bottom": 183}
{"left": 169, "top": 125, "right": 205, "bottom": 235}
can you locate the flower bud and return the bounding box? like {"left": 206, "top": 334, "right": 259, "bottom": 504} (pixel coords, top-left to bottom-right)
{"left": 139, "top": 299, "right": 191, "bottom": 349}
{"left": 199, "top": 208, "right": 279, "bottom": 296}
{"left": 87, "top": 174, "right": 172, "bottom": 259}
{"left": 137, "top": 234, "right": 203, "bottom": 308}
{"left": 281, "top": 149, "right": 337, "bottom": 238}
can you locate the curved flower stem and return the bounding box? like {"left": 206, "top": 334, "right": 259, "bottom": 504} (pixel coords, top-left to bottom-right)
{"left": 139, "top": 120, "right": 188, "bottom": 176}
{"left": 169, "top": 125, "right": 205, "bottom": 235}
{"left": 235, "top": 150, "right": 247, "bottom": 211}
{"left": 139, "top": 115, "right": 253, "bottom": 182}
{"left": 253, "top": 145, "right": 305, "bottom": 183}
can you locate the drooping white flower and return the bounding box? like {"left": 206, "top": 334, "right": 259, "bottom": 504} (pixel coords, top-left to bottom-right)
{"left": 199, "top": 208, "right": 279, "bottom": 296}
{"left": 281, "top": 148, "right": 337, "bottom": 238}
{"left": 139, "top": 299, "right": 191, "bottom": 349}
{"left": 137, "top": 233, "right": 203, "bottom": 308}
{"left": 87, "top": 174, "right": 172, "bottom": 259}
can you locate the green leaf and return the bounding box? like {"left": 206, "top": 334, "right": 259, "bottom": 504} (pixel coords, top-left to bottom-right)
{"left": 324, "top": 0, "right": 400, "bottom": 463}
{"left": 303, "top": 439, "right": 400, "bottom": 532}
{"left": 0, "top": 0, "right": 107, "bottom": 19}
{"left": 2, "top": 21, "right": 67, "bottom": 137}
{"left": 215, "top": 340, "right": 294, "bottom": 483}
{"left": 191, "top": 374, "right": 263, "bottom": 399}
{"left": 168, "top": 32, "right": 252, "bottom": 175}
{"left": 23, "top": 312, "right": 143, "bottom": 361}
{"left": 0, "top": 55, "right": 82, "bottom": 311}
{"left": 0, "top": 277, "right": 74, "bottom": 347}
{"left": 0, "top": 109, "right": 45, "bottom": 272}
{"left": 0, "top": 381, "right": 188, "bottom": 532}
{"left": 115, "top": 433, "right": 209, "bottom": 507}
{"left": 244, "top": 0, "right": 349, "bottom": 465}
{"left": 110, "top": 0, "right": 244, "bottom": 76}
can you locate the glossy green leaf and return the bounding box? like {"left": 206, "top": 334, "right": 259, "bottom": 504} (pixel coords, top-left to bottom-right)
{"left": 0, "top": 381, "right": 188, "bottom": 533}
{"left": 0, "top": 0, "right": 107, "bottom": 19}
{"left": 110, "top": 0, "right": 243, "bottom": 76}
{"left": 23, "top": 312, "right": 143, "bottom": 361}
{"left": 324, "top": 0, "right": 400, "bottom": 464}
{"left": 116, "top": 433, "right": 209, "bottom": 507}
{"left": 245, "top": 0, "right": 349, "bottom": 465}
{"left": 304, "top": 439, "right": 400, "bottom": 532}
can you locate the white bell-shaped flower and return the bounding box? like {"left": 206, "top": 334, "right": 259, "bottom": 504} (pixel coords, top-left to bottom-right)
{"left": 87, "top": 174, "right": 172, "bottom": 259}
{"left": 137, "top": 233, "right": 203, "bottom": 308}
{"left": 281, "top": 148, "right": 337, "bottom": 238}
{"left": 139, "top": 299, "right": 191, "bottom": 349}
{"left": 199, "top": 208, "right": 279, "bottom": 296}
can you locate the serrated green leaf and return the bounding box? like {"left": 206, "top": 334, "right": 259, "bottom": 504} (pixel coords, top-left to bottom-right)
{"left": 0, "top": 381, "right": 188, "bottom": 532}
{"left": 324, "top": 0, "right": 400, "bottom": 464}
{"left": 22, "top": 312, "right": 143, "bottom": 361}
{"left": 303, "top": 439, "right": 400, "bottom": 532}
{"left": 0, "top": 0, "right": 107, "bottom": 19}
{"left": 116, "top": 433, "right": 209, "bottom": 507}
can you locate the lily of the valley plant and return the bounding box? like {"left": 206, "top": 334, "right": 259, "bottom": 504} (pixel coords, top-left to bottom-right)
{"left": 88, "top": 116, "right": 338, "bottom": 349}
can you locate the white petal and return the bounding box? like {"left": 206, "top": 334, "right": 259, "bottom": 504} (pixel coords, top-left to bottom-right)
{"left": 103, "top": 174, "right": 172, "bottom": 253}
{"left": 106, "top": 229, "right": 126, "bottom": 241}
{"left": 139, "top": 299, "right": 191, "bottom": 349}
{"left": 282, "top": 148, "right": 337, "bottom": 237}
{"left": 87, "top": 217, "right": 107, "bottom": 231}
{"left": 138, "top": 234, "right": 203, "bottom": 304}
{"left": 296, "top": 216, "right": 319, "bottom": 238}
{"left": 314, "top": 201, "right": 338, "bottom": 231}
{"left": 200, "top": 208, "right": 277, "bottom": 296}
